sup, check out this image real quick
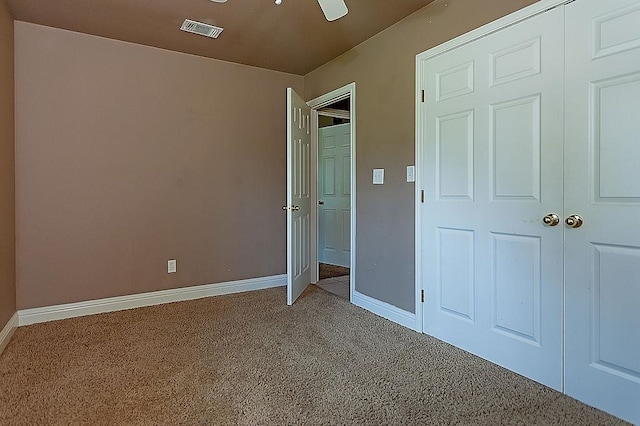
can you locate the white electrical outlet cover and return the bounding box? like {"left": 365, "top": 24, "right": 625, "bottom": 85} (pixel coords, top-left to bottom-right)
{"left": 168, "top": 259, "right": 177, "bottom": 273}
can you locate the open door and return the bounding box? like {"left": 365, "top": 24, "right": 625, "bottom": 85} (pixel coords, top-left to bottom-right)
{"left": 285, "top": 88, "right": 312, "bottom": 305}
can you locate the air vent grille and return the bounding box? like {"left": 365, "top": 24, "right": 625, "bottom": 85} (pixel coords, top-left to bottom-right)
{"left": 180, "top": 19, "right": 223, "bottom": 39}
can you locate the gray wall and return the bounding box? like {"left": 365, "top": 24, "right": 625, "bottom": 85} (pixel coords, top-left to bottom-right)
{"left": 304, "top": 0, "right": 538, "bottom": 312}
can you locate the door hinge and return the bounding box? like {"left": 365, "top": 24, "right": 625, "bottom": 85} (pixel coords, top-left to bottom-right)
{"left": 421, "top": 189, "right": 424, "bottom": 203}
{"left": 421, "top": 290, "right": 425, "bottom": 303}
{"left": 421, "top": 90, "right": 425, "bottom": 103}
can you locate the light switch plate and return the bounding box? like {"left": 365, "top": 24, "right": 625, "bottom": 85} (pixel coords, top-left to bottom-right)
{"left": 373, "top": 168, "right": 384, "bottom": 185}
{"left": 407, "top": 165, "right": 415, "bottom": 182}
{"left": 168, "top": 259, "right": 177, "bottom": 273}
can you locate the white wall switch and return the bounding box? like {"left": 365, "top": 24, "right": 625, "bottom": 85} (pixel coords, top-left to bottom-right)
{"left": 373, "top": 168, "right": 384, "bottom": 185}
{"left": 168, "top": 259, "right": 177, "bottom": 273}
{"left": 407, "top": 165, "right": 415, "bottom": 182}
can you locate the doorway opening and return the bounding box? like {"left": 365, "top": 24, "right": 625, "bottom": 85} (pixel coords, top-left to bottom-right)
{"left": 316, "top": 99, "right": 351, "bottom": 299}
{"left": 308, "top": 83, "right": 356, "bottom": 303}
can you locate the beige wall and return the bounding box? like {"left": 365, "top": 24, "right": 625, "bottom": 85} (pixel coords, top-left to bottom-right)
{"left": 15, "top": 22, "right": 303, "bottom": 309}
{"left": 304, "top": 0, "right": 537, "bottom": 312}
{"left": 12, "top": 1, "right": 540, "bottom": 313}
{"left": 0, "top": 0, "right": 15, "bottom": 327}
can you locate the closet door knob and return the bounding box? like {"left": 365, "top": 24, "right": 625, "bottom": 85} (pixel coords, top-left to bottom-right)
{"left": 542, "top": 213, "right": 560, "bottom": 226}
{"left": 565, "top": 214, "right": 583, "bottom": 228}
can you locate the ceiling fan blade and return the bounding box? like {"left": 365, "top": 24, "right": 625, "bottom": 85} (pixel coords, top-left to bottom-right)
{"left": 317, "top": 0, "right": 348, "bottom": 21}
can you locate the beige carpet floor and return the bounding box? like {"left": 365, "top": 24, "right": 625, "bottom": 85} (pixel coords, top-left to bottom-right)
{"left": 319, "top": 263, "right": 349, "bottom": 280}
{"left": 0, "top": 286, "right": 627, "bottom": 425}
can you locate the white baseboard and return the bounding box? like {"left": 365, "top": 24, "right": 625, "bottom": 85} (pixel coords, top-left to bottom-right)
{"left": 0, "top": 312, "right": 18, "bottom": 356}
{"left": 352, "top": 290, "right": 418, "bottom": 331}
{"left": 18, "top": 274, "right": 287, "bottom": 326}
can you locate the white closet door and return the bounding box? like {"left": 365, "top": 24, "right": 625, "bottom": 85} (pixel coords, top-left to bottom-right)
{"left": 564, "top": 0, "right": 640, "bottom": 423}
{"left": 420, "top": 7, "right": 565, "bottom": 389}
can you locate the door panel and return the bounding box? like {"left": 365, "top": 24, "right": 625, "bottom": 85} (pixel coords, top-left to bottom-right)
{"left": 594, "top": 75, "right": 640, "bottom": 199}
{"left": 565, "top": 0, "right": 640, "bottom": 422}
{"left": 286, "top": 88, "right": 311, "bottom": 305}
{"left": 492, "top": 233, "right": 541, "bottom": 345}
{"left": 437, "top": 228, "right": 475, "bottom": 321}
{"left": 318, "top": 123, "right": 351, "bottom": 267}
{"left": 421, "top": 7, "right": 565, "bottom": 390}
{"left": 491, "top": 37, "right": 541, "bottom": 86}
{"left": 436, "top": 111, "right": 474, "bottom": 200}
{"left": 491, "top": 95, "right": 540, "bottom": 200}
{"left": 592, "top": 244, "right": 640, "bottom": 373}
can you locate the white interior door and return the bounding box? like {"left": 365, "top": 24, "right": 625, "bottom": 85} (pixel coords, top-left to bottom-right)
{"left": 420, "top": 7, "right": 565, "bottom": 390}
{"left": 318, "top": 123, "right": 351, "bottom": 267}
{"left": 564, "top": 0, "right": 640, "bottom": 422}
{"left": 286, "top": 88, "right": 312, "bottom": 305}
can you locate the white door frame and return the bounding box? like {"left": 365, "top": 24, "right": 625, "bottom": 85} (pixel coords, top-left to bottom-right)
{"left": 308, "top": 82, "right": 356, "bottom": 301}
{"left": 414, "top": 0, "right": 568, "bottom": 332}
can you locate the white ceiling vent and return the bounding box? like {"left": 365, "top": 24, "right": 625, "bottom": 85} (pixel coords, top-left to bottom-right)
{"left": 180, "top": 19, "right": 223, "bottom": 39}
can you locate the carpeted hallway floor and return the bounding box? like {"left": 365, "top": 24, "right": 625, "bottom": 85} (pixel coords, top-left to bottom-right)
{"left": 319, "top": 262, "right": 349, "bottom": 280}
{"left": 0, "top": 286, "right": 627, "bottom": 425}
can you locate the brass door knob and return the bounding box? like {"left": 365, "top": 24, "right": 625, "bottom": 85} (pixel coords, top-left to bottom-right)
{"left": 542, "top": 213, "right": 560, "bottom": 226}
{"left": 565, "top": 214, "right": 583, "bottom": 228}
{"left": 292, "top": 205, "right": 300, "bottom": 211}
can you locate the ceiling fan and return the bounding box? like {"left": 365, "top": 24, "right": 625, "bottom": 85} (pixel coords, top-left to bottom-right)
{"left": 313, "top": 0, "right": 349, "bottom": 21}
{"left": 211, "top": 0, "right": 348, "bottom": 22}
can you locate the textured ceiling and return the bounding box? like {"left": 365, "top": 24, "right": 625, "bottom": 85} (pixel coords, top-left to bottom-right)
{"left": 7, "top": 0, "right": 435, "bottom": 75}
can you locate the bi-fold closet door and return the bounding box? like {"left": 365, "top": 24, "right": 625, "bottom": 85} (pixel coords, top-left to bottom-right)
{"left": 418, "top": 0, "right": 640, "bottom": 423}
